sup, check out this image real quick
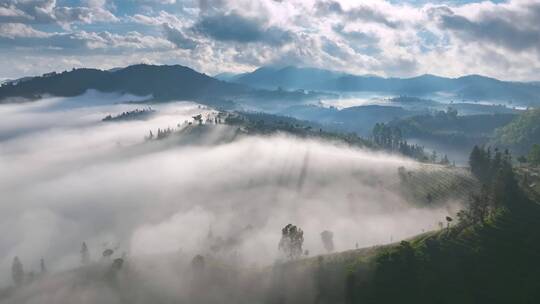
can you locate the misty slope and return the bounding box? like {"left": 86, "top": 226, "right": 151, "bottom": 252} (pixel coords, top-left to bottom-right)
{"left": 0, "top": 93, "right": 463, "bottom": 290}
{"left": 230, "top": 66, "right": 540, "bottom": 104}
{"left": 294, "top": 199, "right": 540, "bottom": 304}
{"left": 0, "top": 163, "right": 475, "bottom": 304}
{"left": 268, "top": 167, "right": 540, "bottom": 304}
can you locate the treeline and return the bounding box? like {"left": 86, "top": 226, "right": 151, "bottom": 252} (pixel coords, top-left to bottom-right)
{"left": 4, "top": 242, "right": 124, "bottom": 293}
{"left": 145, "top": 111, "right": 223, "bottom": 141}
{"left": 373, "top": 123, "right": 450, "bottom": 163}
{"left": 224, "top": 111, "right": 373, "bottom": 148}
{"left": 390, "top": 108, "right": 516, "bottom": 149}
{"left": 460, "top": 145, "right": 523, "bottom": 225}
{"left": 102, "top": 107, "right": 155, "bottom": 122}
{"left": 491, "top": 108, "right": 540, "bottom": 155}
{"left": 517, "top": 143, "right": 540, "bottom": 166}
{"left": 223, "top": 112, "right": 446, "bottom": 162}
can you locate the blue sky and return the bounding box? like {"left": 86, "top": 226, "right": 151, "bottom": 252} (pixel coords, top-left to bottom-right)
{"left": 0, "top": 0, "right": 539, "bottom": 81}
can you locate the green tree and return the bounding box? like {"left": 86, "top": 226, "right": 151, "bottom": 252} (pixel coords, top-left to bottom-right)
{"left": 528, "top": 144, "right": 540, "bottom": 165}
{"left": 492, "top": 164, "right": 520, "bottom": 209}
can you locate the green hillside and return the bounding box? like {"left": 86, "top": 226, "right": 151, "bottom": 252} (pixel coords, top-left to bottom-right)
{"left": 278, "top": 148, "right": 540, "bottom": 304}
{"left": 492, "top": 108, "right": 540, "bottom": 155}
{"left": 390, "top": 110, "right": 516, "bottom": 148}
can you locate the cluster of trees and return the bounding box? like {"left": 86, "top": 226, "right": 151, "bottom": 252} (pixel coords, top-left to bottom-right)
{"left": 102, "top": 107, "right": 155, "bottom": 122}
{"left": 434, "top": 106, "right": 458, "bottom": 120}
{"left": 463, "top": 145, "right": 522, "bottom": 225}
{"left": 372, "top": 123, "right": 430, "bottom": 161}
{"left": 145, "top": 113, "right": 224, "bottom": 141}
{"left": 277, "top": 224, "right": 340, "bottom": 259}
{"left": 517, "top": 143, "right": 540, "bottom": 166}
{"left": 342, "top": 145, "right": 537, "bottom": 303}
{"left": 391, "top": 108, "right": 516, "bottom": 150}
{"left": 9, "top": 242, "right": 123, "bottom": 290}
{"left": 278, "top": 224, "right": 305, "bottom": 259}
{"left": 155, "top": 127, "right": 174, "bottom": 140}
{"left": 10, "top": 256, "right": 47, "bottom": 289}
{"left": 469, "top": 146, "right": 513, "bottom": 185}
{"left": 492, "top": 108, "right": 540, "bottom": 156}
{"left": 529, "top": 144, "right": 540, "bottom": 165}
{"left": 145, "top": 127, "right": 174, "bottom": 140}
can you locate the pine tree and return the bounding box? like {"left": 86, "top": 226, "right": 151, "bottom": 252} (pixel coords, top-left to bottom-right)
{"left": 40, "top": 258, "right": 47, "bottom": 274}
{"left": 81, "top": 242, "right": 90, "bottom": 265}
{"left": 12, "top": 256, "right": 24, "bottom": 287}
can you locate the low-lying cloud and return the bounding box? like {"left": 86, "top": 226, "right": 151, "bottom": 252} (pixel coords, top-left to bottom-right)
{"left": 0, "top": 92, "right": 461, "bottom": 301}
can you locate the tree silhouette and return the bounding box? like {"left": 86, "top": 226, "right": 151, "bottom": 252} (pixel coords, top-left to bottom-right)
{"left": 278, "top": 224, "right": 304, "bottom": 259}
{"left": 40, "top": 258, "right": 47, "bottom": 274}
{"left": 11, "top": 256, "right": 24, "bottom": 287}
{"left": 191, "top": 254, "right": 205, "bottom": 272}
{"left": 529, "top": 144, "right": 540, "bottom": 165}
{"left": 81, "top": 242, "right": 90, "bottom": 265}
{"left": 320, "top": 230, "right": 334, "bottom": 253}
{"left": 193, "top": 114, "right": 203, "bottom": 125}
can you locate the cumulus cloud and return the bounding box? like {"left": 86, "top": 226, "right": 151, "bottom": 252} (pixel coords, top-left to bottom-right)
{"left": 163, "top": 23, "right": 198, "bottom": 49}
{"left": 0, "top": 0, "right": 118, "bottom": 25}
{"left": 0, "top": 23, "right": 50, "bottom": 38}
{"left": 316, "top": 0, "right": 401, "bottom": 28}
{"left": 193, "top": 11, "right": 293, "bottom": 45}
{"left": 0, "top": 29, "right": 173, "bottom": 53}
{"left": 432, "top": 2, "right": 540, "bottom": 53}
{"left": 1, "top": 0, "right": 540, "bottom": 80}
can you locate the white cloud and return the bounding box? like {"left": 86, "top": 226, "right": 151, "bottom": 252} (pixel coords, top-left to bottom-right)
{"left": 1, "top": 0, "right": 540, "bottom": 80}
{"left": 0, "top": 23, "right": 50, "bottom": 38}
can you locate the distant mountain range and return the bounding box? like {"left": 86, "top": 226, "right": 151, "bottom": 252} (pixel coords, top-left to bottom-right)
{"left": 218, "top": 66, "right": 540, "bottom": 105}
{"left": 0, "top": 64, "right": 247, "bottom": 107}
{"left": 3, "top": 64, "right": 540, "bottom": 107}
{"left": 0, "top": 64, "right": 318, "bottom": 108}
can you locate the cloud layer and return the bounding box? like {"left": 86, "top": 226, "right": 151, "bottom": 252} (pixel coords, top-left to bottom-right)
{"left": 1, "top": 0, "right": 539, "bottom": 80}
{"left": 0, "top": 92, "right": 461, "bottom": 289}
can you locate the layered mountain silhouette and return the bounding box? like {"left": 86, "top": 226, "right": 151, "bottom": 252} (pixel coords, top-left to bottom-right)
{"left": 223, "top": 66, "right": 540, "bottom": 104}
{"left": 0, "top": 64, "right": 248, "bottom": 107}
{"left": 3, "top": 64, "right": 540, "bottom": 106}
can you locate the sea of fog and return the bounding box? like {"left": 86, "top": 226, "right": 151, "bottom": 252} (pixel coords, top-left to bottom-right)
{"left": 317, "top": 92, "right": 522, "bottom": 110}
{"left": 0, "top": 91, "right": 461, "bottom": 288}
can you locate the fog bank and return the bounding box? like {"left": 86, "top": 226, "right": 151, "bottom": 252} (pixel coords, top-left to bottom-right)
{"left": 0, "top": 92, "right": 461, "bottom": 294}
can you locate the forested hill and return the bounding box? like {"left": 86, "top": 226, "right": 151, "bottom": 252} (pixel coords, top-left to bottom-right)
{"left": 0, "top": 64, "right": 248, "bottom": 106}
{"left": 491, "top": 108, "right": 540, "bottom": 155}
